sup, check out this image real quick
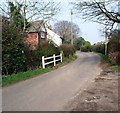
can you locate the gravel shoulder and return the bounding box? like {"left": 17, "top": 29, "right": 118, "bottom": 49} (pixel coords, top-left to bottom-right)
{"left": 64, "top": 61, "right": 119, "bottom": 111}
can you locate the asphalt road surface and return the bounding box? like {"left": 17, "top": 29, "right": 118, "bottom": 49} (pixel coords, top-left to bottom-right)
{"left": 2, "top": 52, "right": 102, "bottom": 111}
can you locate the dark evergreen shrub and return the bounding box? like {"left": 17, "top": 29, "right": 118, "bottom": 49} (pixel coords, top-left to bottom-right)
{"left": 2, "top": 25, "right": 26, "bottom": 75}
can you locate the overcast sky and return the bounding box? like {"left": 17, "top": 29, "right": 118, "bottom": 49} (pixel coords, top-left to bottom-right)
{"left": 0, "top": 0, "right": 105, "bottom": 44}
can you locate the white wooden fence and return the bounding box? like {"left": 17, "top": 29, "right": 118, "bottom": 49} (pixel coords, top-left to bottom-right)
{"left": 42, "top": 53, "right": 62, "bottom": 69}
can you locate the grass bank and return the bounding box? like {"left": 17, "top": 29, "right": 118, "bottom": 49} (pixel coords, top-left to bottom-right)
{"left": 2, "top": 68, "right": 51, "bottom": 87}
{"left": 111, "top": 65, "right": 120, "bottom": 72}
{"left": 62, "top": 54, "right": 77, "bottom": 64}
{"left": 97, "top": 53, "right": 120, "bottom": 72}
{"left": 2, "top": 55, "right": 77, "bottom": 87}
{"left": 97, "top": 53, "right": 110, "bottom": 64}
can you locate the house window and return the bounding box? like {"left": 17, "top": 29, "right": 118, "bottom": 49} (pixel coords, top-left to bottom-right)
{"left": 40, "top": 32, "right": 45, "bottom": 39}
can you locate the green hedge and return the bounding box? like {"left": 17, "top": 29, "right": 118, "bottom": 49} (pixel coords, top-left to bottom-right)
{"left": 91, "top": 44, "right": 105, "bottom": 54}
{"left": 2, "top": 24, "right": 27, "bottom": 75}
{"left": 24, "top": 42, "right": 60, "bottom": 70}
{"left": 59, "top": 44, "right": 76, "bottom": 57}
{"left": 81, "top": 45, "right": 91, "bottom": 52}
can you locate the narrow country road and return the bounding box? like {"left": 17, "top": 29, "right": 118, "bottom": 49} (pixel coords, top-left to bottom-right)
{"left": 2, "top": 52, "right": 102, "bottom": 111}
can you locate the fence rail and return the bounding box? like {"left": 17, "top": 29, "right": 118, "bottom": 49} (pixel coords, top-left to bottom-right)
{"left": 42, "top": 53, "right": 62, "bottom": 69}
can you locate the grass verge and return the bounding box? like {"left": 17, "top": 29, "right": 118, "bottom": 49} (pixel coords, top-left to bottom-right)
{"left": 111, "top": 65, "right": 120, "bottom": 72}
{"left": 2, "top": 68, "right": 51, "bottom": 87}
{"left": 97, "top": 53, "right": 110, "bottom": 64}
{"left": 63, "top": 54, "right": 77, "bottom": 64}
{"left": 97, "top": 52, "right": 120, "bottom": 72}
{"left": 2, "top": 55, "right": 77, "bottom": 87}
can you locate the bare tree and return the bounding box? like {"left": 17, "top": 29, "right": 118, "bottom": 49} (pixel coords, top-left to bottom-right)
{"left": 72, "top": 0, "right": 120, "bottom": 31}
{"left": 53, "top": 20, "right": 80, "bottom": 44}
{"left": 0, "top": 0, "right": 60, "bottom": 31}
{"left": 25, "top": 0, "right": 59, "bottom": 22}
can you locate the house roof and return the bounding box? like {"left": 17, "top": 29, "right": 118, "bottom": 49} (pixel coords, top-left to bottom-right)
{"left": 46, "top": 28, "right": 62, "bottom": 46}
{"left": 27, "top": 20, "right": 46, "bottom": 33}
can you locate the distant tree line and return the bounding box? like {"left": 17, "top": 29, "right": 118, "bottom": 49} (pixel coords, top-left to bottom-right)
{"left": 80, "top": 30, "right": 120, "bottom": 65}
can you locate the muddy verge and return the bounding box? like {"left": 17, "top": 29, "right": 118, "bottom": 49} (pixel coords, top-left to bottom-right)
{"left": 64, "top": 62, "right": 119, "bottom": 111}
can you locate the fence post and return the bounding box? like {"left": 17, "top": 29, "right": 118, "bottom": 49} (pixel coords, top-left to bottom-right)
{"left": 42, "top": 56, "right": 45, "bottom": 69}
{"left": 60, "top": 53, "right": 62, "bottom": 62}
{"left": 53, "top": 54, "right": 56, "bottom": 66}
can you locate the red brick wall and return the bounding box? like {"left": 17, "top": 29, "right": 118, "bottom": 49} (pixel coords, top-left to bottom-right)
{"left": 24, "top": 32, "right": 38, "bottom": 49}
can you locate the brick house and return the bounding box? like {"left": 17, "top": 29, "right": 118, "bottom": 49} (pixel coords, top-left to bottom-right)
{"left": 25, "top": 20, "right": 62, "bottom": 49}
{"left": 24, "top": 20, "right": 47, "bottom": 49}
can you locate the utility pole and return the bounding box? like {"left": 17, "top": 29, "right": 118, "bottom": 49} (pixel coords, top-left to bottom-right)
{"left": 71, "top": 9, "right": 73, "bottom": 45}
{"left": 118, "top": 0, "right": 120, "bottom": 30}
{"left": 23, "top": 0, "right": 26, "bottom": 32}
{"left": 104, "top": 0, "right": 108, "bottom": 55}
{"left": 105, "top": 27, "right": 108, "bottom": 55}
{"left": 105, "top": 18, "right": 108, "bottom": 55}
